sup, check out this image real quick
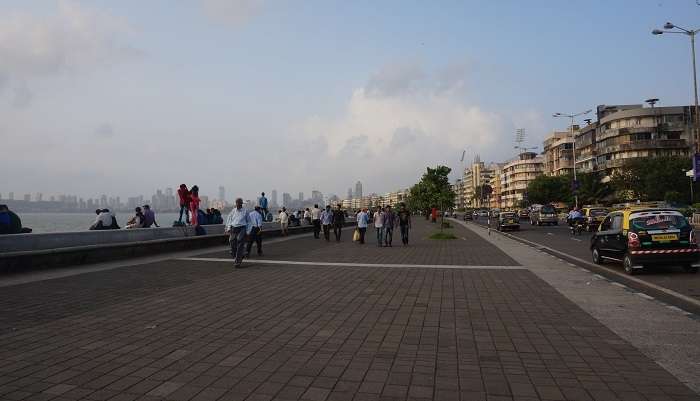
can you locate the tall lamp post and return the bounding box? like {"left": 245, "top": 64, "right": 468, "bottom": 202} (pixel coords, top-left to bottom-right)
{"left": 553, "top": 109, "right": 593, "bottom": 209}
{"left": 652, "top": 22, "right": 700, "bottom": 155}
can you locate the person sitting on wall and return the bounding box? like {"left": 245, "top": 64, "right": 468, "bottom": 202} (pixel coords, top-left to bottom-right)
{"left": 125, "top": 207, "right": 145, "bottom": 229}
{"left": 142, "top": 205, "right": 159, "bottom": 228}
{"left": 0, "top": 205, "right": 32, "bottom": 234}
{"left": 212, "top": 209, "right": 224, "bottom": 224}
{"left": 90, "top": 209, "right": 112, "bottom": 230}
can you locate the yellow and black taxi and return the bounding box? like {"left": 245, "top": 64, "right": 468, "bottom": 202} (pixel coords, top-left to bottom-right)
{"left": 496, "top": 212, "right": 520, "bottom": 231}
{"left": 590, "top": 208, "right": 700, "bottom": 274}
{"left": 581, "top": 206, "right": 609, "bottom": 231}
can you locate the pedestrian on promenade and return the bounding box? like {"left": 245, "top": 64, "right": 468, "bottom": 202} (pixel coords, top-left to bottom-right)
{"left": 356, "top": 207, "right": 369, "bottom": 244}
{"left": 177, "top": 184, "right": 191, "bottom": 225}
{"left": 279, "top": 207, "right": 289, "bottom": 236}
{"left": 332, "top": 204, "right": 345, "bottom": 242}
{"left": 373, "top": 206, "right": 385, "bottom": 247}
{"left": 225, "top": 198, "right": 250, "bottom": 268}
{"left": 259, "top": 192, "right": 269, "bottom": 220}
{"left": 320, "top": 205, "right": 333, "bottom": 241}
{"left": 189, "top": 185, "right": 201, "bottom": 226}
{"left": 89, "top": 209, "right": 112, "bottom": 230}
{"left": 398, "top": 203, "right": 411, "bottom": 245}
{"left": 142, "top": 205, "right": 159, "bottom": 228}
{"left": 303, "top": 208, "right": 311, "bottom": 226}
{"left": 246, "top": 206, "right": 264, "bottom": 256}
{"left": 125, "top": 207, "right": 145, "bottom": 229}
{"left": 383, "top": 205, "right": 396, "bottom": 247}
{"left": 311, "top": 204, "right": 322, "bottom": 238}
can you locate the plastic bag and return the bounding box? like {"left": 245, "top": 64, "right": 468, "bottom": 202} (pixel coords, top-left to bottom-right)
{"left": 353, "top": 228, "right": 360, "bottom": 242}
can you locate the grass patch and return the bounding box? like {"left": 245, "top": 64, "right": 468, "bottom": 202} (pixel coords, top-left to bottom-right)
{"left": 429, "top": 231, "right": 458, "bottom": 240}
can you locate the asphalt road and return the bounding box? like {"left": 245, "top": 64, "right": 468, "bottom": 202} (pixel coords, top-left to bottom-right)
{"left": 463, "top": 214, "right": 700, "bottom": 303}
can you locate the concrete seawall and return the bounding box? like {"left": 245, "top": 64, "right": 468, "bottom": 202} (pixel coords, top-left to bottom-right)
{"left": 0, "top": 221, "right": 355, "bottom": 273}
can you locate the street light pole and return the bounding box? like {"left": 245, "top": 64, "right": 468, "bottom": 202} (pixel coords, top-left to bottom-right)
{"left": 553, "top": 109, "right": 592, "bottom": 209}
{"left": 653, "top": 22, "right": 700, "bottom": 154}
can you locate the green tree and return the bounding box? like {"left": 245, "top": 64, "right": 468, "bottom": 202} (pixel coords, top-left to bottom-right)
{"left": 526, "top": 175, "right": 571, "bottom": 205}
{"left": 611, "top": 156, "right": 694, "bottom": 204}
{"left": 576, "top": 171, "right": 614, "bottom": 205}
{"left": 407, "top": 166, "right": 456, "bottom": 213}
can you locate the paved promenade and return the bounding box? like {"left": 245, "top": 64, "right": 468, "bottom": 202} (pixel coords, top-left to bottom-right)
{"left": 0, "top": 219, "right": 698, "bottom": 401}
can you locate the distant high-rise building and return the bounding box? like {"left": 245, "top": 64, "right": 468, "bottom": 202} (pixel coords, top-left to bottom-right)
{"left": 36, "top": 193, "right": 43, "bottom": 202}
{"left": 8, "top": 192, "right": 14, "bottom": 200}
{"left": 23, "top": 194, "right": 31, "bottom": 202}
{"left": 311, "top": 190, "right": 322, "bottom": 201}
{"left": 347, "top": 188, "right": 353, "bottom": 200}
{"left": 355, "top": 181, "right": 363, "bottom": 198}
{"left": 298, "top": 192, "right": 304, "bottom": 201}
{"left": 218, "top": 186, "right": 225, "bottom": 202}
{"left": 271, "top": 190, "right": 278, "bottom": 207}
{"left": 282, "top": 192, "right": 292, "bottom": 206}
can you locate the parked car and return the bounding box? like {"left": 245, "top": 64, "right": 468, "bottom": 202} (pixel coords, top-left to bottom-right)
{"left": 497, "top": 212, "right": 520, "bottom": 231}
{"left": 530, "top": 204, "right": 558, "bottom": 226}
{"left": 582, "top": 207, "right": 609, "bottom": 231}
{"left": 590, "top": 208, "right": 699, "bottom": 274}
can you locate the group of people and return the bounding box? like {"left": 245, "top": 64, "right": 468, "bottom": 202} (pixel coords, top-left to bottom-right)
{"left": 275, "top": 204, "right": 347, "bottom": 240}
{"left": 355, "top": 203, "right": 412, "bottom": 246}
{"left": 90, "top": 205, "right": 160, "bottom": 230}
{"left": 177, "top": 184, "right": 202, "bottom": 226}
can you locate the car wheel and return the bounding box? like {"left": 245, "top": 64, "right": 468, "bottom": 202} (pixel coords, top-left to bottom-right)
{"left": 682, "top": 264, "right": 699, "bottom": 273}
{"left": 623, "top": 254, "right": 639, "bottom": 275}
{"left": 591, "top": 247, "right": 603, "bottom": 264}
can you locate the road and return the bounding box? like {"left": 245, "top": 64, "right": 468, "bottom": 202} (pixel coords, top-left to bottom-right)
{"left": 464, "top": 214, "right": 700, "bottom": 303}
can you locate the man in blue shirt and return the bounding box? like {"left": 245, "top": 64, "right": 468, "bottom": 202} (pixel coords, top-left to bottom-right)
{"left": 225, "top": 198, "right": 251, "bottom": 267}
{"left": 258, "top": 192, "right": 269, "bottom": 220}
{"left": 320, "top": 205, "right": 333, "bottom": 241}
{"left": 356, "top": 208, "right": 369, "bottom": 244}
{"left": 246, "top": 206, "right": 264, "bottom": 256}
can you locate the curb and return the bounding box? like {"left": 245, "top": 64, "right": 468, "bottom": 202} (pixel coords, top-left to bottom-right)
{"left": 461, "top": 219, "right": 700, "bottom": 317}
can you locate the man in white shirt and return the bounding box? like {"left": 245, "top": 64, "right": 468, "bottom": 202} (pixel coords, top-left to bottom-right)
{"left": 310, "top": 204, "right": 322, "bottom": 239}
{"left": 90, "top": 209, "right": 113, "bottom": 230}
{"left": 356, "top": 208, "right": 369, "bottom": 244}
{"left": 320, "top": 205, "right": 333, "bottom": 241}
{"left": 225, "top": 198, "right": 250, "bottom": 267}
{"left": 373, "top": 206, "right": 385, "bottom": 247}
{"left": 246, "top": 206, "right": 264, "bottom": 257}
{"left": 279, "top": 207, "right": 289, "bottom": 236}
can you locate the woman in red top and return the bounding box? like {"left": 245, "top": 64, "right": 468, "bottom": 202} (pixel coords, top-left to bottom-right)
{"left": 177, "top": 184, "right": 191, "bottom": 224}
{"left": 189, "top": 185, "right": 201, "bottom": 226}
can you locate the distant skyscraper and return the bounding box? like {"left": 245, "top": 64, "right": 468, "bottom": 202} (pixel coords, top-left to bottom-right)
{"left": 355, "top": 181, "right": 363, "bottom": 198}
{"left": 271, "top": 190, "right": 278, "bottom": 207}
{"left": 311, "top": 190, "right": 322, "bottom": 201}
{"left": 282, "top": 192, "right": 292, "bottom": 206}
{"left": 8, "top": 192, "right": 14, "bottom": 200}
{"left": 218, "top": 186, "right": 225, "bottom": 202}
{"left": 36, "top": 193, "right": 43, "bottom": 202}
{"left": 23, "top": 194, "right": 31, "bottom": 202}
{"left": 347, "top": 188, "right": 353, "bottom": 200}
{"left": 298, "top": 192, "right": 304, "bottom": 201}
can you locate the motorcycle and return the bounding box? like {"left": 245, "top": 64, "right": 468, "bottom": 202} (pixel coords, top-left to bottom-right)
{"left": 569, "top": 218, "right": 585, "bottom": 236}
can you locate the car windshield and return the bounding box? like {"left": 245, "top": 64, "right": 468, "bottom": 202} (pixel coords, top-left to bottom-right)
{"left": 590, "top": 209, "right": 608, "bottom": 217}
{"left": 541, "top": 206, "right": 556, "bottom": 214}
{"left": 501, "top": 213, "right": 516, "bottom": 218}
{"left": 630, "top": 212, "right": 688, "bottom": 231}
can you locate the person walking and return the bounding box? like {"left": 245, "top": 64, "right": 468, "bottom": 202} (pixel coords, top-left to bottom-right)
{"left": 383, "top": 205, "right": 396, "bottom": 247}
{"left": 311, "top": 204, "right": 322, "bottom": 238}
{"left": 246, "top": 206, "right": 264, "bottom": 257}
{"left": 356, "top": 207, "right": 369, "bottom": 244}
{"left": 320, "top": 205, "right": 333, "bottom": 241}
{"left": 373, "top": 206, "right": 385, "bottom": 247}
{"left": 225, "top": 198, "right": 250, "bottom": 268}
{"left": 332, "top": 204, "right": 345, "bottom": 242}
{"left": 398, "top": 203, "right": 412, "bottom": 245}
{"left": 279, "top": 207, "right": 289, "bottom": 236}
{"left": 259, "top": 192, "right": 269, "bottom": 220}
{"left": 189, "top": 185, "right": 201, "bottom": 226}
{"left": 177, "top": 184, "right": 191, "bottom": 224}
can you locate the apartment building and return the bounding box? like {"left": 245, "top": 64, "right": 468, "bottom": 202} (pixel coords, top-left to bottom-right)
{"left": 575, "top": 121, "right": 597, "bottom": 173}
{"left": 499, "top": 152, "right": 544, "bottom": 209}
{"left": 542, "top": 130, "right": 575, "bottom": 176}
{"left": 461, "top": 159, "right": 498, "bottom": 208}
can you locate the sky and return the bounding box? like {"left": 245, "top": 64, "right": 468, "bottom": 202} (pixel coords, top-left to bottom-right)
{"left": 2, "top": 0, "right": 700, "bottom": 202}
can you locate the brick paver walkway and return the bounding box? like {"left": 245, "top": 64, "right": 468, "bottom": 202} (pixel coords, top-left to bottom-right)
{"left": 0, "top": 220, "right": 697, "bottom": 401}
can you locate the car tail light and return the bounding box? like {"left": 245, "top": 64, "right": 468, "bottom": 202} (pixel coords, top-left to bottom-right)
{"left": 628, "top": 232, "right": 640, "bottom": 250}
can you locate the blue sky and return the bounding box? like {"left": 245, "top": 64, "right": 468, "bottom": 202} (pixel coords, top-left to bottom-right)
{"left": 2, "top": 0, "right": 700, "bottom": 202}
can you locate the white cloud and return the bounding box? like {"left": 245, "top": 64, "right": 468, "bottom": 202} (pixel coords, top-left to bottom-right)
{"left": 200, "top": 0, "right": 265, "bottom": 27}
{"left": 0, "top": 1, "right": 138, "bottom": 106}
{"left": 297, "top": 63, "right": 511, "bottom": 191}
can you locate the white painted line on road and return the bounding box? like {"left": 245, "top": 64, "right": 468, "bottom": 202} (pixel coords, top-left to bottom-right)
{"left": 610, "top": 282, "right": 627, "bottom": 289}
{"left": 570, "top": 238, "right": 582, "bottom": 242}
{"left": 177, "top": 257, "right": 528, "bottom": 270}
{"left": 666, "top": 305, "right": 692, "bottom": 315}
{"left": 546, "top": 232, "right": 554, "bottom": 236}
{"left": 593, "top": 274, "right": 606, "bottom": 280}
{"left": 636, "top": 292, "right": 655, "bottom": 300}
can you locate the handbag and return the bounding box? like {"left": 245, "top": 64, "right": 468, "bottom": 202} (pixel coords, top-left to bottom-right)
{"left": 353, "top": 228, "right": 360, "bottom": 242}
